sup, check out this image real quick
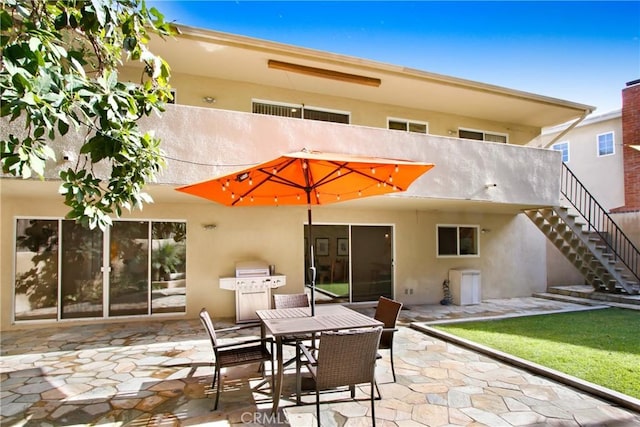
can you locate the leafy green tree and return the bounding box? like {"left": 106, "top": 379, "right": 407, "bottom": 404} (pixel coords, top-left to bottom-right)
{"left": 1, "top": 0, "right": 175, "bottom": 230}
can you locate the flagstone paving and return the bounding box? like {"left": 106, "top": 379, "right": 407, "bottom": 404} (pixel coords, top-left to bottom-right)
{"left": 1, "top": 297, "right": 639, "bottom": 426}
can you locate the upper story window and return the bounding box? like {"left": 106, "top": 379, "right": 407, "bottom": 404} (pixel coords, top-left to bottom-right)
{"left": 552, "top": 141, "right": 570, "bottom": 163}
{"left": 253, "top": 100, "right": 301, "bottom": 118}
{"left": 303, "top": 107, "right": 350, "bottom": 124}
{"left": 458, "top": 128, "right": 508, "bottom": 143}
{"left": 388, "top": 118, "right": 428, "bottom": 134}
{"left": 597, "top": 131, "right": 615, "bottom": 157}
{"left": 252, "top": 100, "right": 350, "bottom": 124}
{"left": 437, "top": 224, "right": 480, "bottom": 257}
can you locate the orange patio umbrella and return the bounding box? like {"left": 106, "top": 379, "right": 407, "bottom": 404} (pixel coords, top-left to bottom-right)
{"left": 176, "top": 149, "right": 435, "bottom": 314}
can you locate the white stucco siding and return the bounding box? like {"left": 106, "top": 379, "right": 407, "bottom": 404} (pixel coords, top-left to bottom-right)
{"left": 139, "top": 106, "right": 562, "bottom": 208}
{"left": 0, "top": 187, "right": 549, "bottom": 330}
{"left": 1, "top": 103, "right": 561, "bottom": 210}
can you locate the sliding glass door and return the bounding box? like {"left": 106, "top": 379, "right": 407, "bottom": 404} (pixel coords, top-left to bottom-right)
{"left": 305, "top": 224, "right": 393, "bottom": 304}
{"left": 305, "top": 225, "right": 350, "bottom": 303}
{"left": 61, "top": 221, "right": 104, "bottom": 319}
{"left": 14, "top": 218, "right": 186, "bottom": 322}
{"left": 109, "top": 221, "right": 149, "bottom": 316}
{"left": 351, "top": 226, "right": 393, "bottom": 302}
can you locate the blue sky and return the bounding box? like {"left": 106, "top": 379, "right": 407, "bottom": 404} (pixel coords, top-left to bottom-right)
{"left": 147, "top": 1, "right": 640, "bottom": 114}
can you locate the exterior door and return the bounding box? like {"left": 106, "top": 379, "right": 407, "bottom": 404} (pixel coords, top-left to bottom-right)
{"left": 305, "top": 224, "right": 393, "bottom": 303}
{"left": 109, "top": 221, "right": 150, "bottom": 316}
{"left": 60, "top": 221, "right": 104, "bottom": 319}
{"left": 13, "top": 218, "right": 186, "bottom": 322}
{"left": 351, "top": 225, "right": 393, "bottom": 302}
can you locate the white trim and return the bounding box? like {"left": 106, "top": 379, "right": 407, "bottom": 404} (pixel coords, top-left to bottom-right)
{"left": 596, "top": 131, "right": 615, "bottom": 157}
{"left": 436, "top": 224, "right": 480, "bottom": 258}
{"left": 387, "top": 117, "right": 429, "bottom": 134}
{"left": 458, "top": 127, "right": 509, "bottom": 143}
{"left": 551, "top": 140, "right": 570, "bottom": 163}
{"left": 303, "top": 104, "right": 351, "bottom": 117}
{"left": 304, "top": 222, "right": 396, "bottom": 300}
{"left": 12, "top": 216, "right": 187, "bottom": 324}
{"left": 252, "top": 99, "right": 351, "bottom": 122}
{"left": 252, "top": 98, "right": 302, "bottom": 109}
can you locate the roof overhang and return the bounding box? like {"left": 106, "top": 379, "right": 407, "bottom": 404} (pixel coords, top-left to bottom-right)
{"left": 145, "top": 25, "right": 595, "bottom": 129}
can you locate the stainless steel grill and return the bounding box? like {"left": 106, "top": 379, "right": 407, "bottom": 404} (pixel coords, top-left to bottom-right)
{"left": 219, "top": 260, "right": 286, "bottom": 323}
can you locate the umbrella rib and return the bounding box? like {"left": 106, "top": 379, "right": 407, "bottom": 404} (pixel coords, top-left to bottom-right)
{"left": 231, "top": 158, "right": 308, "bottom": 205}
{"left": 320, "top": 161, "right": 407, "bottom": 192}
{"left": 226, "top": 157, "right": 411, "bottom": 205}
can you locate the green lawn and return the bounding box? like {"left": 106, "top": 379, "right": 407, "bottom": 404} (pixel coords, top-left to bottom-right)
{"left": 315, "top": 282, "right": 349, "bottom": 297}
{"left": 433, "top": 308, "right": 640, "bottom": 399}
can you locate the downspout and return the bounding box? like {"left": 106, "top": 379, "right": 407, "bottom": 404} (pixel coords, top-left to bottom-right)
{"left": 542, "top": 109, "right": 593, "bottom": 148}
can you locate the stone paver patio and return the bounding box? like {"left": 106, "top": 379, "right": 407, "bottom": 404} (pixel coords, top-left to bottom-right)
{"left": 1, "top": 296, "right": 639, "bottom": 426}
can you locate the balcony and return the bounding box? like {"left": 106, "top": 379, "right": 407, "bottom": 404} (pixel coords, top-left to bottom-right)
{"left": 1, "top": 104, "right": 562, "bottom": 213}
{"left": 145, "top": 105, "right": 561, "bottom": 211}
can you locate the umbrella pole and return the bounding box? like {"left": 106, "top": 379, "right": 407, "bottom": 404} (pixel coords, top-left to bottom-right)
{"left": 307, "top": 205, "right": 316, "bottom": 316}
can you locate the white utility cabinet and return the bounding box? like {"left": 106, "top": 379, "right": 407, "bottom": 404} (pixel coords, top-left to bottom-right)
{"left": 448, "top": 269, "right": 481, "bottom": 305}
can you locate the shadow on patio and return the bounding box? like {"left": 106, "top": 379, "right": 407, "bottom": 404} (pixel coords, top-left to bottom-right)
{"left": 2, "top": 297, "right": 639, "bottom": 426}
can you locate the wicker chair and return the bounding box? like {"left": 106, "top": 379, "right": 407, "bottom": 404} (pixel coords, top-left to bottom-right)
{"left": 272, "top": 293, "right": 315, "bottom": 369}
{"left": 298, "top": 327, "right": 383, "bottom": 427}
{"left": 374, "top": 296, "right": 403, "bottom": 382}
{"left": 273, "top": 293, "right": 310, "bottom": 310}
{"left": 199, "top": 308, "right": 274, "bottom": 410}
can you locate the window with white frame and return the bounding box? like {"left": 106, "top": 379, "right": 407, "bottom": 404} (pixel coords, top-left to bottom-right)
{"left": 597, "top": 131, "right": 615, "bottom": 157}
{"left": 252, "top": 100, "right": 350, "bottom": 124}
{"left": 437, "top": 225, "right": 480, "bottom": 257}
{"left": 252, "top": 100, "right": 302, "bottom": 118}
{"left": 458, "top": 128, "right": 508, "bottom": 143}
{"left": 388, "top": 118, "right": 428, "bottom": 134}
{"left": 552, "top": 141, "right": 570, "bottom": 163}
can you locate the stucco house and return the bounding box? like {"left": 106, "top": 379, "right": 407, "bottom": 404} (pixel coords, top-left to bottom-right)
{"left": 530, "top": 81, "right": 640, "bottom": 291}
{"left": 3, "top": 25, "right": 609, "bottom": 330}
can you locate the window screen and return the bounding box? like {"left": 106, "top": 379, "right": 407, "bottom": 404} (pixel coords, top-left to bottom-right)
{"left": 597, "top": 132, "right": 614, "bottom": 156}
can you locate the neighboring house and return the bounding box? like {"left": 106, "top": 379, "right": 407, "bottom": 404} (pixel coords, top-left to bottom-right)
{"left": 1, "top": 26, "right": 601, "bottom": 330}
{"left": 532, "top": 81, "right": 640, "bottom": 289}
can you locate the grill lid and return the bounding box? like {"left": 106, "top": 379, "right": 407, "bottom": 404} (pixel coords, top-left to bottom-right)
{"left": 235, "top": 260, "right": 270, "bottom": 277}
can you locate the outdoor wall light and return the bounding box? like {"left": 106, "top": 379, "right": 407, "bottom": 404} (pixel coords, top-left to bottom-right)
{"left": 236, "top": 172, "right": 250, "bottom": 182}
{"left": 202, "top": 96, "right": 216, "bottom": 104}
{"left": 202, "top": 223, "right": 217, "bottom": 230}
{"left": 60, "top": 150, "right": 76, "bottom": 163}
{"left": 481, "top": 228, "right": 491, "bottom": 234}
{"left": 484, "top": 183, "right": 497, "bottom": 189}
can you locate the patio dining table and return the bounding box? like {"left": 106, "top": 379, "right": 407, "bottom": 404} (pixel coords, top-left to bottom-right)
{"left": 256, "top": 304, "right": 383, "bottom": 413}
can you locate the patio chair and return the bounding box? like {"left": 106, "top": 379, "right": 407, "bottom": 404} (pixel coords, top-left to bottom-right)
{"left": 374, "top": 296, "right": 403, "bottom": 382}
{"left": 272, "top": 293, "right": 315, "bottom": 369}
{"left": 199, "top": 308, "right": 274, "bottom": 410}
{"left": 297, "top": 326, "right": 383, "bottom": 427}
{"left": 273, "top": 293, "right": 310, "bottom": 310}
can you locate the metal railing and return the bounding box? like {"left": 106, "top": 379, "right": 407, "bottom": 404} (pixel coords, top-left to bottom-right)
{"left": 560, "top": 163, "right": 640, "bottom": 285}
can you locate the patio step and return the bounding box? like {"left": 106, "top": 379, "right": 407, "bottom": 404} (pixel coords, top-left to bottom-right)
{"left": 535, "top": 286, "right": 640, "bottom": 307}
{"left": 532, "top": 292, "right": 603, "bottom": 307}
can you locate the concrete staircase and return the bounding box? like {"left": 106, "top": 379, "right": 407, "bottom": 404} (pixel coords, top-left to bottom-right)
{"left": 525, "top": 206, "right": 640, "bottom": 295}
{"left": 534, "top": 285, "right": 640, "bottom": 308}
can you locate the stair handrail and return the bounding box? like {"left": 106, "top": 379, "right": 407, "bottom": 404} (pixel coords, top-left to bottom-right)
{"left": 560, "top": 163, "right": 640, "bottom": 284}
